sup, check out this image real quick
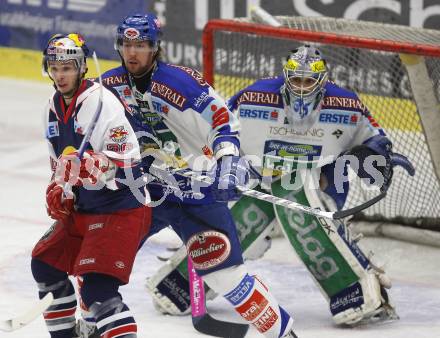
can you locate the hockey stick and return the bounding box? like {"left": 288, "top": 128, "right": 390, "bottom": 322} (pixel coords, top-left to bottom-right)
{"left": 0, "top": 292, "right": 54, "bottom": 332}
{"left": 155, "top": 165, "right": 386, "bottom": 220}
{"left": 62, "top": 52, "right": 104, "bottom": 197}
{"left": 188, "top": 258, "right": 249, "bottom": 338}
{"left": 77, "top": 52, "right": 104, "bottom": 158}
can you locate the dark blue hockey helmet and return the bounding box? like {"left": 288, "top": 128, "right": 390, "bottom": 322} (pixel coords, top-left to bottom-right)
{"left": 115, "top": 13, "right": 162, "bottom": 51}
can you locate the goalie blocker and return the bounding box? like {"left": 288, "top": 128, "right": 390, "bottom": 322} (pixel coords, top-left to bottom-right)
{"left": 146, "top": 169, "right": 397, "bottom": 325}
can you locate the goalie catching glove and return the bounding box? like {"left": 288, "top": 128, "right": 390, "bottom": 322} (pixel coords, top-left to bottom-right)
{"left": 346, "top": 136, "right": 415, "bottom": 192}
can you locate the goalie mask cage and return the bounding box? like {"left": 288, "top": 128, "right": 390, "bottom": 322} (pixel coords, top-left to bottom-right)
{"left": 203, "top": 17, "right": 440, "bottom": 231}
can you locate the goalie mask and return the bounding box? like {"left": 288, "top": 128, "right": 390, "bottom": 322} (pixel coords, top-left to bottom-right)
{"left": 42, "top": 33, "right": 89, "bottom": 78}
{"left": 115, "top": 13, "right": 162, "bottom": 54}
{"left": 282, "top": 45, "right": 328, "bottom": 129}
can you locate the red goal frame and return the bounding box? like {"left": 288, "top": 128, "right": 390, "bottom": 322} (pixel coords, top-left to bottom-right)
{"left": 202, "top": 19, "right": 440, "bottom": 86}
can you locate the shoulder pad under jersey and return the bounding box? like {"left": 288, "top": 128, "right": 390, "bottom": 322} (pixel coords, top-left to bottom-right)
{"left": 322, "top": 81, "right": 369, "bottom": 115}
{"left": 228, "top": 75, "right": 284, "bottom": 111}
{"left": 101, "top": 66, "right": 129, "bottom": 88}
{"left": 151, "top": 62, "right": 213, "bottom": 111}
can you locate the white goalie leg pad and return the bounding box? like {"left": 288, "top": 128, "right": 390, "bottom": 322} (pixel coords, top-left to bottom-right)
{"left": 145, "top": 246, "right": 192, "bottom": 316}
{"left": 331, "top": 270, "right": 384, "bottom": 325}
{"left": 243, "top": 220, "right": 275, "bottom": 260}
{"left": 301, "top": 170, "right": 395, "bottom": 325}
{"left": 148, "top": 288, "right": 191, "bottom": 316}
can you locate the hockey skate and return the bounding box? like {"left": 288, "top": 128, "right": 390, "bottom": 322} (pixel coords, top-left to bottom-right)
{"left": 347, "top": 287, "right": 399, "bottom": 327}
{"left": 282, "top": 329, "right": 299, "bottom": 338}
{"left": 347, "top": 252, "right": 399, "bottom": 326}
{"left": 73, "top": 319, "right": 99, "bottom": 338}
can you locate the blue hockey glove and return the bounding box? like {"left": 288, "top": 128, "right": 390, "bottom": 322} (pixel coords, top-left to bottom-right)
{"left": 347, "top": 136, "right": 415, "bottom": 192}
{"left": 212, "top": 155, "right": 250, "bottom": 202}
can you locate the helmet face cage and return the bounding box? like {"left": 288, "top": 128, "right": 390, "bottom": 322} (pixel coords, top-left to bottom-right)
{"left": 283, "top": 45, "right": 328, "bottom": 100}
{"left": 115, "top": 13, "right": 162, "bottom": 53}
{"left": 43, "top": 33, "right": 89, "bottom": 76}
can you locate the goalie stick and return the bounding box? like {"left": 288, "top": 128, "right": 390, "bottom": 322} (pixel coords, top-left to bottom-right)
{"left": 63, "top": 51, "right": 104, "bottom": 197}
{"left": 188, "top": 258, "right": 249, "bottom": 338}
{"left": 0, "top": 292, "right": 54, "bottom": 332}
{"left": 153, "top": 165, "right": 387, "bottom": 220}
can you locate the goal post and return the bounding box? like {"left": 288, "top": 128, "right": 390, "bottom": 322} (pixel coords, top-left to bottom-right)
{"left": 202, "top": 16, "right": 440, "bottom": 232}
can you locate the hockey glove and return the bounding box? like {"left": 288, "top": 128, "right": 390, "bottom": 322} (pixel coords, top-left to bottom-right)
{"left": 347, "top": 136, "right": 415, "bottom": 192}
{"left": 212, "top": 155, "right": 250, "bottom": 202}
{"left": 46, "top": 181, "right": 74, "bottom": 222}
{"left": 55, "top": 151, "right": 114, "bottom": 187}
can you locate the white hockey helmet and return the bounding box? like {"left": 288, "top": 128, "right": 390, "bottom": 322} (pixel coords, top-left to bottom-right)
{"left": 42, "top": 33, "right": 89, "bottom": 77}
{"left": 282, "top": 45, "right": 328, "bottom": 125}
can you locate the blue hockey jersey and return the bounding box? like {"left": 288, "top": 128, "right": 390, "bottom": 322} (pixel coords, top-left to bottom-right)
{"left": 228, "top": 76, "right": 387, "bottom": 209}
{"left": 228, "top": 76, "right": 385, "bottom": 170}
{"left": 102, "top": 62, "right": 240, "bottom": 204}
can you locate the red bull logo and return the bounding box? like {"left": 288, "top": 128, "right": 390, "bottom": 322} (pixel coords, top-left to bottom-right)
{"left": 109, "top": 126, "right": 129, "bottom": 143}
{"left": 53, "top": 41, "right": 65, "bottom": 47}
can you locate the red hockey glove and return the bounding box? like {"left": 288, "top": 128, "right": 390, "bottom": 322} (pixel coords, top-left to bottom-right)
{"left": 55, "top": 151, "right": 114, "bottom": 187}
{"left": 46, "top": 181, "right": 74, "bottom": 222}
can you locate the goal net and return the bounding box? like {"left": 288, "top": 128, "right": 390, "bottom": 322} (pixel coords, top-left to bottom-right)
{"left": 203, "top": 16, "right": 440, "bottom": 232}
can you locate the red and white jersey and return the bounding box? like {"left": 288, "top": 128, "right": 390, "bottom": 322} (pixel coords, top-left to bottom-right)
{"left": 44, "top": 79, "right": 150, "bottom": 212}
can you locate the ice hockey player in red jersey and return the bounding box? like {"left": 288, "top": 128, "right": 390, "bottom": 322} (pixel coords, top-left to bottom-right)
{"left": 31, "top": 33, "right": 151, "bottom": 338}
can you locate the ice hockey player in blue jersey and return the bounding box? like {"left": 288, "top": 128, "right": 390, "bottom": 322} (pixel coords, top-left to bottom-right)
{"left": 31, "top": 33, "right": 152, "bottom": 338}
{"left": 99, "top": 13, "right": 298, "bottom": 338}
{"left": 227, "top": 45, "right": 416, "bottom": 325}
{"left": 148, "top": 44, "right": 416, "bottom": 328}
